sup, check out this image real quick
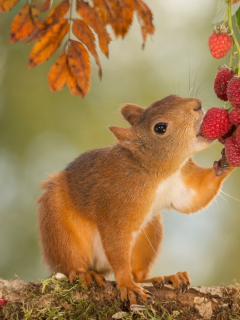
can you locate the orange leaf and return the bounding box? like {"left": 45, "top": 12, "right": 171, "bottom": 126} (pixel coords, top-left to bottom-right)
{"left": 72, "top": 19, "right": 102, "bottom": 79}
{"left": 25, "top": 26, "right": 48, "bottom": 44}
{"left": 76, "top": 0, "right": 111, "bottom": 58}
{"left": 44, "top": 0, "right": 70, "bottom": 26}
{"left": 41, "top": 0, "right": 53, "bottom": 12}
{"left": 26, "top": 0, "right": 70, "bottom": 44}
{"left": 10, "top": 2, "right": 36, "bottom": 44}
{"left": 28, "top": 19, "right": 69, "bottom": 69}
{"left": 134, "top": 0, "right": 154, "bottom": 47}
{"left": 48, "top": 52, "right": 68, "bottom": 92}
{"left": 67, "top": 40, "right": 91, "bottom": 97}
{"left": 92, "top": 0, "right": 112, "bottom": 25}
{"left": 120, "top": 0, "right": 134, "bottom": 37}
{"left": 104, "top": 0, "right": 134, "bottom": 38}
{"left": 67, "top": 65, "right": 84, "bottom": 98}
{"left": 0, "top": 0, "right": 20, "bottom": 13}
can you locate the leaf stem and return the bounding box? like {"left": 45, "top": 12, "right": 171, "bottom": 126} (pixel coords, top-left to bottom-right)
{"left": 68, "top": 0, "right": 74, "bottom": 43}
{"left": 227, "top": 1, "right": 240, "bottom": 75}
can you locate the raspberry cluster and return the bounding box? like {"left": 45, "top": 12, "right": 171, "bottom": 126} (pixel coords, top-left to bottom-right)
{"left": 200, "top": 28, "right": 240, "bottom": 167}
{"left": 200, "top": 105, "right": 240, "bottom": 167}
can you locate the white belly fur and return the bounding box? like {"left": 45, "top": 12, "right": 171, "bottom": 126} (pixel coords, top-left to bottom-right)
{"left": 92, "top": 164, "right": 196, "bottom": 274}
{"left": 137, "top": 164, "right": 196, "bottom": 233}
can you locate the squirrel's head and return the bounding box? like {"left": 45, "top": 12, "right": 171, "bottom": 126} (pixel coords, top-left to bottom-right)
{"left": 109, "top": 95, "right": 212, "bottom": 168}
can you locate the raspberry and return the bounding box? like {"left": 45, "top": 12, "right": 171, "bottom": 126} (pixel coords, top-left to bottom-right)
{"left": 236, "top": 126, "right": 240, "bottom": 146}
{"left": 218, "top": 126, "right": 236, "bottom": 144}
{"left": 0, "top": 299, "right": 7, "bottom": 307}
{"left": 209, "top": 32, "right": 233, "bottom": 59}
{"left": 201, "top": 107, "right": 232, "bottom": 140}
{"left": 214, "top": 68, "right": 234, "bottom": 101}
{"left": 225, "top": 136, "right": 240, "bottom": 166}
{"left": 227, "top": 76, "right": 240, "bottom": 108}
{"left": 229, "top": 108, "right": 240, "bottom": 125}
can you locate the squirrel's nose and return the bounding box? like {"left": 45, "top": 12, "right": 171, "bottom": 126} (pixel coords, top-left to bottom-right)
{"left": 193, "top": 104, "right": 202, "bottom": 112}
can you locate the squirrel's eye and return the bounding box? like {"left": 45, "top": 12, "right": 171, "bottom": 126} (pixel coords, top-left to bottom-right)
{"left": 154, "top": 123, "right": 168, "bottom": 135}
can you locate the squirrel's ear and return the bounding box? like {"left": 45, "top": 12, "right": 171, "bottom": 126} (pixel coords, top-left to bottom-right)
{"left": 108, "top": 126, "right": 133, "bottom": 147}
{"left": 121, "top": 103, "right": 145, "bottom": 125}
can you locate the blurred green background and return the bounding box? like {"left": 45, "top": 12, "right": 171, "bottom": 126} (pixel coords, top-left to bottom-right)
{"left": 0, "top": 0, "right": 240, "bottom": 287}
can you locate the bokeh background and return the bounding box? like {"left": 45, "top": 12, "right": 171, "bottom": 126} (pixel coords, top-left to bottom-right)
{"left": 0, "top": 0, "right": 240, "bottom": 287}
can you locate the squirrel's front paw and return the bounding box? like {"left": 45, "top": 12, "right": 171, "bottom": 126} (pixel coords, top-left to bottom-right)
{"left": 118, "top": 283, "right": 153, "bottom": 305}
{"left": 213, "top": 148, "right": 230, "bottom": 176}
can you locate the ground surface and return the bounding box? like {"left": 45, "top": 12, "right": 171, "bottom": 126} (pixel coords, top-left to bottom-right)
{"left": 0, "top": 274, "right": 240, "bottom": 320}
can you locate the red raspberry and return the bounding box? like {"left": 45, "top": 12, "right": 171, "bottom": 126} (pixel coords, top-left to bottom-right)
{"left": 209, "top": 32, "right": 233, "bottom": 59}
{"left": 201, "top": 107, "right": 232, "bottom": 140}
{"left": 0, "top": 299, "right": 7, "bottom": 307}
{"left": 236, "top": 126, "right": 240, "bottom": 146}
{"left": 218, "top": 126, "right": 236, "bottom": 144}
{"left": 214, "top": 68, "right": 234, "bottom": 101}
{"left": 229, "top": 108, "right": 240, "bottom": 125}
{"left": 227, "top": 76, "right": 240, "bottom": 108}
{"left": 225, "top": 136, "right": 240, "bottom": 166}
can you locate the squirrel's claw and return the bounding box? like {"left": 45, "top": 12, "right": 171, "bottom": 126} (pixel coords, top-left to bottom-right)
{"left": 69, "top": 269, "right": 106, "bottom": 288}
{"left": 162, "top": 271, "right": 191, "bottom": 293}
{"left": 213, "top": 148, "right": 231, "bottom": 176}
{"left": 119, "top": 284, "right": 154, "bottom": 305}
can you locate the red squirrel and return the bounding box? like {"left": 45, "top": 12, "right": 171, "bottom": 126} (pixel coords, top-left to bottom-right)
{"left": 37, "top": 95, "right": 233, "bottom": 305}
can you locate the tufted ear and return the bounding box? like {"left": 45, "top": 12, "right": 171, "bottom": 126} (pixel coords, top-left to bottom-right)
{"left": 121, "top": 103, "right": 145, "bottom": 125}
{"left": 108, "top": 126, "right": 134, "bottom": 147}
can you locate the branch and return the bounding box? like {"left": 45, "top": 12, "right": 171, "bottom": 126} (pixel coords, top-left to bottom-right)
{"left": 0, "top": 274, "right": 240, "bottom": 319}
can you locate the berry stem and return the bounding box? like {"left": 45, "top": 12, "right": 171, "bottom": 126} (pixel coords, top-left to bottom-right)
{"left": 227, "top": 1, "right": 240, "bottom": 76}
{"left": 229, "top": 43, "right": 235, "bottom": 67}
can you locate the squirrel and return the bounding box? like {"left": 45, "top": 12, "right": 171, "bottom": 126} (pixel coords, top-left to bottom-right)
{"left": 37, "top": 95, "right": 234, "bottom": 305}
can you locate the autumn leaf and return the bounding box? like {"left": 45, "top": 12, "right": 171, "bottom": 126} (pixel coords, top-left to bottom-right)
{"left": 92, "top": 0, "right": 112, "bottom": 25}
{"left": 48, "top": 52, "right": 68, "bottom": 92}
{"left": 10, "top": 2, "right": 39, "bottom": 44}
{"left": 2, "top": 0, "right": 154, "bottom": 98}
{"left": 103, "top": 0, "right": 134, "bottom": 38}
{"left": 0, "top": 0, "right": 20, "bottom": 13}
{"left": 118, "top": 0, "right": 134, "bottom": 37}
{"left": 28, "top": 19, "right": 70, "bottom": 69}
{"left": 134, "top": 0, "right": 154, "bottom": 46}
{"left": 26, "top": 0, "right": 70, "bottom": 44}
{"left": 76, "top": 0, "right": 111, "bottom": 58}
{"left": 44, "top": 0, "right": 70, "bottom": 26}
{"left": 68, "top": 40, "right": 91, "bottom": 97}
{"left": 67, "top": 65, "right": 84, "bottom": 98}
{"left": 41, "top": 0, "right": 53, "bottom": 13}
{"left": 72, "top": 19, "right": 102, "bottom": 79}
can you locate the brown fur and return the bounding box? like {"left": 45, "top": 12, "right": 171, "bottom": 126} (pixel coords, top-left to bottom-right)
{"left": 37, "top": 95, "right": 233, "bottom": 304}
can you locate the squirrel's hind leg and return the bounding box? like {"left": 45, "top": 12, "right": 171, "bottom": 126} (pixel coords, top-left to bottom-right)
{"left": 131, "top": 214, "right": 162, "bottom": 283}
{"left": 131, "top": 215, "right": 190, "bottom": 292}
{"left": 38, "top": 174, "right": 104, "bottom": 286}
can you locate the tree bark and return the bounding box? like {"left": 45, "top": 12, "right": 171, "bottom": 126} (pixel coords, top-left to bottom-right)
{"left": 0, "top": 274, "right": 239, "bottom": 320}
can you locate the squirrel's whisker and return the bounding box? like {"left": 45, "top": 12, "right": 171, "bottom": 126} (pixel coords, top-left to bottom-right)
{"left": 142, "top": 228, "right": 156, "bottom": 254}
{"left": 220, "top": 190, "right": 240, "bottom": 202}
